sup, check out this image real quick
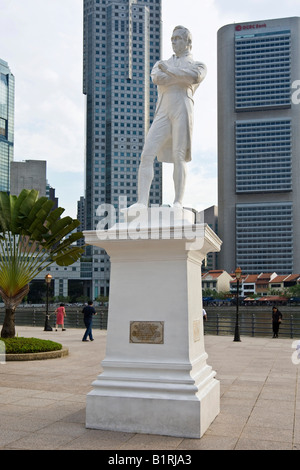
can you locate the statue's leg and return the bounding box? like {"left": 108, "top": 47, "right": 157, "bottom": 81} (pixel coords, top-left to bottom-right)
{"left": 137, "top": 154, "right": 155, "bottom": 206}
{"left": 135, "top": 114, "right": 170, "bottom": 207}
{"left": 173, "top": 150, "right": 187, "bottom": 207}
{"left": 127, "top": 112, "right": 170, "bottom": 210}
{"left": 171, "top": 104, "right": 190, "bottom": 207}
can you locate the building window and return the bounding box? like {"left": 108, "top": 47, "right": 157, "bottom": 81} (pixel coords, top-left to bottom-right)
{"left": 235, "top": 119, "right": 292, "bottom": 193}
{"left": 235, "top": 30, "right": 291, "bottom": 111}
{"left": 236, "top": 202, "right": 293, "bottom": 274}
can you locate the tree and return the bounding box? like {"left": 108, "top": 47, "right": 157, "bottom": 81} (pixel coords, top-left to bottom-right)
{"left": 0, "top": 189, "right": 85, "bottom": 338}
{"left": 287, "top": 284, "right": 300, "bottom": 298}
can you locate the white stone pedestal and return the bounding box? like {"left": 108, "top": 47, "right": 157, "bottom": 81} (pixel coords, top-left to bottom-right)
{"left": 84, "top": 209, "right": 222, "bottom": 438}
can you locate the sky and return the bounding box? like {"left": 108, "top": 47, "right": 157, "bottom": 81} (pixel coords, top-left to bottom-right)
{"left": 0, "top": 0, "right": 300, "bottom": 218}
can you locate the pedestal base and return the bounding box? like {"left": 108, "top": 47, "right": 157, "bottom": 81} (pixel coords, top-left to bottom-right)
{"left": 86, "top": 380, "right": 220, "bottom": 438}
{"left": 84, "top": 216, "right": 222, "bottom": 438}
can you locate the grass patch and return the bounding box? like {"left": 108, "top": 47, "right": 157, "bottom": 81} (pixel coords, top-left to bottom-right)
{"left": 1, "top": 337, "right": 63, "bottom": 354}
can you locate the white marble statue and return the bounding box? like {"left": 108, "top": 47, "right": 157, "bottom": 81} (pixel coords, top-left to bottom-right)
{"left": 131, "top": 25, "right": 207, "bottom": 209}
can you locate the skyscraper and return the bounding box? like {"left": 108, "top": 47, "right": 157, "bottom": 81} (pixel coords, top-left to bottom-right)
{"left": 218, "top": 17, "right": 300, "bottom": 275}
{"left": 0, "top": 59, "right": 14, "bottom": 192}
{"left": 83, "top": 0, "right": 162, "bottom": 297}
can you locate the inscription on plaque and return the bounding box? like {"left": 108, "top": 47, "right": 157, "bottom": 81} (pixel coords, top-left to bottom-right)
{"left": 130, "top": 321, "right": 164, "bottom": 344}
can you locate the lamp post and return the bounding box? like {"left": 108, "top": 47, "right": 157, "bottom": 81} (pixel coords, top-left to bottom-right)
{"left": 234, "top": 267, "right": 242, "bottom": 342}
{"left": 44, "top": 273, "right": 53, "bottom": 331}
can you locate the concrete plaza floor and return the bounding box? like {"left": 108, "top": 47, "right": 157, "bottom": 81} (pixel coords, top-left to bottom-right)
{"left": 0, "top": 326, "right": 300, "bottom": 450}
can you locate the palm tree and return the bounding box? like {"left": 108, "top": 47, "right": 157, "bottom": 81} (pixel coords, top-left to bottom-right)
{"left": 0, "top": 189, "right": 85, "bottom": 338}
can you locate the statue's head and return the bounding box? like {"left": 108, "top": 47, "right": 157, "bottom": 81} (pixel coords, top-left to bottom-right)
{"left": 171, "top": 26, "right": 192, "bottom": 56}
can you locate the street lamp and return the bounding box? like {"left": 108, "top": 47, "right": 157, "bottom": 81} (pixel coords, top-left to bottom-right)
{"left": 44, "top": 273, "right": 53, "bottom": 331}
{"left": 233, "top": 267, "right": 242, "bottom": 342}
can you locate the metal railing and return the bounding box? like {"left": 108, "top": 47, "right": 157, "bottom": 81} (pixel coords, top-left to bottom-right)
{"left": 0, "top": 307, "right": 108, "bottom": 331}
{"left": 2, "top": 306, "right": 300, "bottom": 339}
{"left": 204, "top": 311, "right": 300, "bottom": 338}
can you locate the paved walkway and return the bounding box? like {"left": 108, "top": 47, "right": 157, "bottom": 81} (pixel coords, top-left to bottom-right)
{"left": 0, "top": 326, "right": 300, "bottom": 450}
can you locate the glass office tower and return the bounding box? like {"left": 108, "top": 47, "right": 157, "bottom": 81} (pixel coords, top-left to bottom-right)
{"left": 83, "top": 0, "right": 162, "bottom": 297}
{"left": 0, "top": 59, "right": 14, "bottom": 192}
{"left": 218, "top": 17, "right": 300, "bottom": 274}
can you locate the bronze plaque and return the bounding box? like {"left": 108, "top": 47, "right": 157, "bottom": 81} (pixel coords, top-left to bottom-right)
{"left": 130, "top": 321, "right": 164, "bottom": 344}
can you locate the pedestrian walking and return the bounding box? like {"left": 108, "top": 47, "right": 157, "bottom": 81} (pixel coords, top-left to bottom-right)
{"left": 82, "top": 300, "right": 97, "bottom": 342}
{"left": 272, "top": 306, "right": 282, "bottom": 338}
{"left": 55, "top": 303, "right": 66, "bottom": 331}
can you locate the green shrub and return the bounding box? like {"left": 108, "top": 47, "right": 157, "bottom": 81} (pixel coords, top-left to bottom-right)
{"left": 1, "top": 337, "right": 62, "bottom": 354}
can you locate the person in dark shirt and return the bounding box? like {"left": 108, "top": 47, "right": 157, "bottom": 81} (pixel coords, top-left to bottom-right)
{"left": 272, "top": 306, "right": 283, "bottom": 338}
{"left": 82, "top": 300, "right": 97, "bottom": 342}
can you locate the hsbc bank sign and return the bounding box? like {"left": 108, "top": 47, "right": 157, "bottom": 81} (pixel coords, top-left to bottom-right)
{"left": 235, "top": 23, "right": 267, "bottom": 32}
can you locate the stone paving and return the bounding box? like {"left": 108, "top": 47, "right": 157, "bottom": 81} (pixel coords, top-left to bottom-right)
{"left": 0, "top": 326, "right": 299, "bottom": 450}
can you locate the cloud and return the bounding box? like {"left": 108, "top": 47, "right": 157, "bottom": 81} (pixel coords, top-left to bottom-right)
{"left": 1, "top": 0, "right": 84, "bottom": 216}
{"left": 214, "top": 0, "right": 300, "bottom": 21}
